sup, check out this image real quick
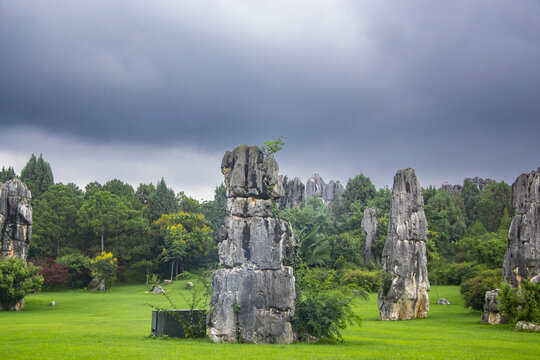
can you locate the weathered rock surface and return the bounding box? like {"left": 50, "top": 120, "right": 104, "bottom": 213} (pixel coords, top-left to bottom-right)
{"left": 437, "top": 298, "right": 451, "bottom": 305}
{"left": 209, "top": 145, "right": 296, "bottom": 344}
{"left": 439, "top": 181, "right": 462, "bottom": 195}
{"left": 482, "top": 289, "right": 506, "bottom": 324}
{"left": 278, "top": 175, "right": 305, "bottom": 209}
{"left": 439, "top": 177, "right": 496, "bottom": 195}
{"left": 516, "top": 321, "right": 540, "bottom": 332}
{"left": 305, "top": 174, "right": 343, "bottom": 204}
{"left": 361, "top": 207, "right": 378, "bottom": 265}
{"left": 0, "top": 179, "right": 32, "bottom": 260}
{"left": 466, "top": 176, "right": 495, "bottom": 191}
{"left": 378, "top": 168, "right": 430, "bottom": 321}
{"left": 221, "top": 145, "right": 283, "bottom": 199}
{"left": 503, "top": 169, "right": 540, "bottom": 287}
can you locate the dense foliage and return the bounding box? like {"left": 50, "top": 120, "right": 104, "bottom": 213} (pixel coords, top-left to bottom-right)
{"left": 0, "top": 257, "right": 43, "bottom": 310}
{"left": 3, "top": 153, "right": 515, "bottom": 311}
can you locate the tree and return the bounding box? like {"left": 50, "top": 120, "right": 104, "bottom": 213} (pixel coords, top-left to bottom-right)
{"left": 20, "top": 153, "right": 54, "bottom": 199}
{"left": 461, "top": 179, "right": 481, "bottom": 227}
{"left": 103, "top": 179, "right": 142, "bottom": 210}
{"left": 145, "top": 178, "right": 179, "bottom": 221}
{"left": 78, "top": 191, "right": 129, "bottom": 253}
{"left": 136, "top": 183, "right": 155, "bottom": 205}
{"left": 342, "top": 174, "right": 376, "bottom": 206}
{"left": 31, "top": 183, "right": 84, "bottom": 257}
{"left": 0, "top": 166, "right": 17, "bottom": 182}
{"left": 476, "top": 182, "right": 512, "bottom": 232}
{"left": 153, "top": 211, "right": 214, "bottom": 279}
{"left": 261, "top": 136, "right": 286, "bottom": 158}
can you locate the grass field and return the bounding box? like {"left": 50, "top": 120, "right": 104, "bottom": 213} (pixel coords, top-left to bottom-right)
{"left": 0, "top": 281, "right": 538, "bottom": 360}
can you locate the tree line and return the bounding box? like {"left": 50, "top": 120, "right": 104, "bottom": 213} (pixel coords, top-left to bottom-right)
{"left": 1, "top": 154, "right": 513, "bottom": 291}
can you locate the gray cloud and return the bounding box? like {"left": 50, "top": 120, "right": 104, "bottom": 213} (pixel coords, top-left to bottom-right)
{"left": 1, "top": 1, "right": 539, "bottom": 198}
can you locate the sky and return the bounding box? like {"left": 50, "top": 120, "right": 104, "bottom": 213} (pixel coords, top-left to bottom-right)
{"left": 1, "top": 1, "right": 539, "bottom": 200}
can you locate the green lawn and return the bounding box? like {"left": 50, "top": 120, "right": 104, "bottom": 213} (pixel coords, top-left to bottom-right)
{"left": 0, "top": 282, "right": 538, "bottom": 359}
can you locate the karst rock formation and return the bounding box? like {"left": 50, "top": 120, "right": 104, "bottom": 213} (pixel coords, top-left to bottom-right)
{"left": 503, "top": 168, "right": 540, "bottom": 287}
{"left": 378, "top": 168, "right": 430, "bottom": 321}
{"left": 1, "top": 178, "right": 32, "bottom": 260}
{"left": 305, "top": 174, "right": 344, "bottom": 205}
{"left": 278, "top": 175, "right": 305, "bottom": 209}
{"left": 207, "top": 145, "right": 296, "bottom": 344}
{"left": 361, "top": 207, "right": 378, "bottom": 265}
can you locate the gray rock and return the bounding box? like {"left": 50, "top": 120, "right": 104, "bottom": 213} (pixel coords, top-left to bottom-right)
{"left": 439, "top": 181, "right": 462, "bottom": 195}
{"left": 278, "top": 175, "right": 305, "bottom": 209}
{"left": 361, "top": 207, "right": 378, "bottom": 265}
{"left": 437, "top": 298, "right": 450, "bottom": 305}
{"left": 221, "top": 145, "right": 283, "bottom": 199}
{"left": 465, "top": 176, "right": 495, "bottom": 191}
{"left": 516, "top": 321, "right": 540, "bottom": 332}
{"left": 482, "top": 289, "right": 506, "bottom": 324}
{"left": 305, "top": 174, "right": 343, "bottom": 204}
{"left": 503, "top": 169, "right": 540, "bottom": 287}
{"left": 162, "top": 280, "right": 172, "bottom": 285}
{"left": 209, "top": 145, "right": 296, "bottom": 344}
{"left": 209, "top": 266, "right": 295, "bottom": 344}
{"left": 95, "top": 279, "right": 106, "bottom": 293}
{"left": 153, "top": 286, "right": 165, "bottom": 295}
{"left": 378, "top": 168, "right": 430, "bottom": 321}
{"left": 218, "top": 216, "right": 293, "bottom": 270}
{"left": 1, "top": 179, "right": 32, "bottom": 260}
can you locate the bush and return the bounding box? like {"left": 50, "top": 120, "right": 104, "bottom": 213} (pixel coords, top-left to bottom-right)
{"left": 340, "top": 269, "right": 381, "bottom": 292}
{"left": 292, "top": 266, "right": 364, "bottom": 341}
{"left": 30, "top": 258, "right": 68, "bottom": 291}
{"left": 56, "top": 250, "right": 92, "bottom": 288}
{"left": 459, "top": 269, "right": 500, "bottom": 310}
{"left": 497, "top": 281, "right": 521, "bottom": 322}
{"left": 0, "top": 257, "right": 43, "bottom": 310}
{"left": 90, "top": 252, "right": 118, "bottom": 290}
{"left": 498, "top": 279, "right": 540, "bottom": 324}
{"left": 429, "top": 262, "right": 482, "bottom": 285}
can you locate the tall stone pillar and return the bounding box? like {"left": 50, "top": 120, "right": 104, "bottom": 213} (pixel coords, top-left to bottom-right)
{"left": 503, "top": 169, "right": 540, "bottom": 287}
{"left": 361, "top": 207, "right": 378, "bottom": 265}
{"left": 0, "top": 178, "right": 32, "bottom": 260}
{"left": 208, "top": 145, "right": 296, "bottom": 344}
{"left": 378, "top": 168, "right": 430, "bottom": 320}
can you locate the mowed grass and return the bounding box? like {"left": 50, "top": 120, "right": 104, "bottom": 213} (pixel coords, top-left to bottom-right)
{"left": 0, "top": 282, "right": 538, "bottom": 360}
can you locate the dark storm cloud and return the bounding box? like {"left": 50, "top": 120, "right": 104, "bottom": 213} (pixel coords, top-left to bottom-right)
{"left": 1, "top": 1, "right": 539, "bottom": 195}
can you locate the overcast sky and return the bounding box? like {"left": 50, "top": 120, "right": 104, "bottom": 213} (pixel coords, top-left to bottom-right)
{"left": 1, "top": 1, "right": 539, "bottom": 200}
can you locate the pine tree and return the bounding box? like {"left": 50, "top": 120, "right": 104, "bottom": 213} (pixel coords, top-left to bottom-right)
{"left": 20, "top": 153, "right": 54, "bottom": 199}
{"left": 145, "top": 178, "right": 179, "bottom": 222}
{"left": 0, "top": 166, "right": 17, "bottom": 182}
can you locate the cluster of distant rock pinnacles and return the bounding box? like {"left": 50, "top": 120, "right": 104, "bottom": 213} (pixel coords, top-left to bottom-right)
{"left": 1, "top": 145, "right": 538, "bottom": 338}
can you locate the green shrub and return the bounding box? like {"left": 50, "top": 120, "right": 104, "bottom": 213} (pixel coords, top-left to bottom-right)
{"left": 0, "top": 257, "right": 43, "bottom": 310}
{"left": 293, "top": 266, "right": 365, "bottom": 341}
{"left": 517, "top": 279, "right": 540, "bottom": 323}
{"left": 340, "top": 269, "right": 381, "bottom": 292}
{"left": 429, "top": 262, "right": 483, "bottom": 285}
{"left": 497, "top": 281, "right": 520, "bottom": 322}
{"left": 497, "top": 279, "right": 540, "bottom": 324}
{"left": 459, "top": 269, "right": 500, "bottom": 310}
{"left": 56, "top": 249, "right": 92, "bottom": 288}
{"left": 90, "top": 252, "right": 118, "bottom": 290}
